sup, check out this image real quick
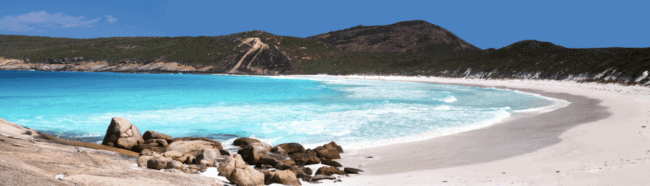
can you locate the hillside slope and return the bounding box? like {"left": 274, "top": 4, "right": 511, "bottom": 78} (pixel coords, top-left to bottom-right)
{"left": 1, "top": 20, "right": 649, "bottom": 85}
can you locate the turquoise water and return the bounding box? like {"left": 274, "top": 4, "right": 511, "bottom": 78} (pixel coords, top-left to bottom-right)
{"left": 0, "top": 70, "right": 555, "bottom": 149}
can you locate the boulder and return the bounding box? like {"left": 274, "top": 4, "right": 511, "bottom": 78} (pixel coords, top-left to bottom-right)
{"left": 230, "top": 167, "right": 264, "bottom": 186}
{"left": 305, "top": 149, "right": 318, "bottom": 157}
{"left": 175, "top": 154, "right": 195, "bottom": 164}
{"left": 274, "top": 143, "right": 305, "bottom": 154}
{"left": 219, "top": 155, "right": 264, "bottom": 186}
{"left": 149, "top": 146, "right": 165, "bottom": 154}
{"left": 147, "top": 156, "right": 172, "bottom": 170}
{"left": 324, "top": 141, "right": 343, "bottom": 153}
{"left": 272, "top": 170, "right": 301, "bottom": 186}
{"left": 137, "top": 155, "right": 153, "bottom": 167}
{"left": 219, "top": 149, "right": 231, "bottom": 156}
{"left": 290, "top": 153, "right": 321, "bottom": 165}
{"left": 289, "top": 166, "right": 312, "bottom": 176}
{"left": 270, "top": 146, "right": 288, "bottom": 156}
{"left": 344, "top": 167, "right": 363, "bottom": 174}
{"left": 166, "top": 160, "right": 184, "bottom": 170}
{"left": 162, "top": 151, "right": 183, "bottom": 159}
{"left": 261, "top": 170, "right": 275, "bottom": 185}
{"left": 140, "top": 149, "right": 157, "bottom": 156}
{"left": 258, "top": 152, "right": 289, "bottom": 166}
{"left": 143, "top": 130, "right": 173, "bottom": 143}
{"left": 314, "top": 146, "right": 340, "bottom": 159}
{"left": 133, "top": 143, "right": 158, "bottom": 153}
{"left": 233, "top": 137, "right": 260, "bottom": 147}
{"left": 165, "top": 139, "right": 222, "bottom": 155}
{"left": 218, "top": 155, "right": 248, "bottom": 179}
{"left": 239, "top": 143, "right": 270, "bottom": 165}
{"left": 195, "top": 148, "right": 221, "bottom": 163}
{"left": 315, "top": 166, "right": 345, "bottom": 176}
{"left": 320, "top": 158, "right": 342, "bottom": 167}
{"left": 101, "top": 117, "right": 144, "bottom": 150}
{"left": 199, "top": 159, "right": 215, "bottom": 167}
{"left": 146, "top": 139, "right": 169, "bottom": 148}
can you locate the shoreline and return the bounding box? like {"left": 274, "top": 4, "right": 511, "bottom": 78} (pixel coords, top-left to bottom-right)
{"left": 3, "top": 71, "right": 650, "bottom": 184}
{"left": 295, "top": 75, "right": 608, "bottom": 172}
{"left": 299, "top": 75, "right": 650, "bottom": 185}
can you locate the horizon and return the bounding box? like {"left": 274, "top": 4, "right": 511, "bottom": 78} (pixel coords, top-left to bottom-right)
{"left": 1, "top": 0, "right": 649, "bottom": 49}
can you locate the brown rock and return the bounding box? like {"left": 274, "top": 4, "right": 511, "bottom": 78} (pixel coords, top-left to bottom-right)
{"left": 290, "top": 153, "right": 321, "bottom": 165}
{"left": 175, "top": 154, "right": 195, "bottom": 164}
{"left": 258, "top": 152, "right": 289, "bottom": 166}
{"left": 150, "top": 146, "right": 165, "bottom": 154}
{"left": 101, "top": 117, "right": 144, "bottom": 150}
{"left": 143, "top": 130, "right": 173, "bottom": 143}
{"left": 219, "top": 149, "right": 231, "bottom": 156}
{"left": 274, "top": 143, "right": 305, "bottom": 154}
{"left": 344, "top": 167, "right": 363, "bottom": 174}
{"left": 239, "top": 143, "right": 270, "bottom": 165}
{"left": 218, "top": 155, "right": 248, "bottom": 179}
{"left": 314, "top": 146, "right": 340, "bottom": 159}
{"left": 324, "top": 141, "right": 343, "bottom": 153}
{"left": 232, "top": 137, "right": 260, "bottom": 147}
{"left": 272, "top": 170, "right": 301, "bottom": 185}
{"left": 166, "top": 160, "right": 184, "bottom": 170}
{"left": 230, "top": 168, "right": 264, "bottom": 186}
{"left": 289, "top": 166, "right": 312, "bottom": 176}
{"left": 165, "top": 140, "right": 222, "bottom": 155}
{"left": 261, "top": 169, "right": 275, "bottom": 185}
{"left": 137, "top": 155, "right": 153, "bottom": 167}
{"left": 199, "top": 159, "right": 215, "bottom": 167}
{"left": 162, "top": 151, "right": 183, "bottom": 159}
{"left": 133, "top": 143, "right": 158, "bottom": 153}
{"left": 220, "top": 155, "right": 264, "bottom": 186}
{"left": 195, "top": 148, "right": 221, "bottom": 163}
{"left": 146, "top": 139, "right": 169, "bottom": 148}
{"left": 320, "top": 158, "right": 342, "bottom": 167}
{"left": 311, "top": 175, "right": 336, "bottom": 181}
{"left": 270, "top": 146, "right": 288, "bottom": 156}
{"left": 147, "top": 156, "right": 172, "bottom": 170}
{"left": 140, "top": 149, "right": 157, "bottom": 156}
{"left": 305, "top": 149, "right": 318, "bottom": 157}
{"left": 315, "top": 166, "right": 344, "bottom": 176}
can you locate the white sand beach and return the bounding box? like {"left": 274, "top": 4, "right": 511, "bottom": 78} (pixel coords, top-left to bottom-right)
{"left": 294, "top": 75, "right": 650, "bottom": 185}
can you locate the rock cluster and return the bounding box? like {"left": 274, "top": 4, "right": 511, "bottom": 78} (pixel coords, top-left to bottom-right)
{"left": 102, "top": 117, "right": 361, "bottom": 185}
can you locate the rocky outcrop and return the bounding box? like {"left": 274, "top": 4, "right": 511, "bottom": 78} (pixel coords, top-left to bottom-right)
{"left": 165, "top": 138, "right": 223, "bottom": 155}
{"left": 101, "top": 117, "right": 144, "bottom": 150}
{"left": 227, "top": 37, "right": 292, "bottom": 74}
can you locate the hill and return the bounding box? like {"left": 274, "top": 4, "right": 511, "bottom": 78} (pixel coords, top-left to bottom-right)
{"left": 1, "top": 20, "right": 649, "bottom": 85}
{"left": 308, "top": 20, "right": 481, "bottom": 54}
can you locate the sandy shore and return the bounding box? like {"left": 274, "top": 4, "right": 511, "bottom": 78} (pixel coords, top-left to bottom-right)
{"left": 293, "top": 75, "right": 650, "bottom": 185}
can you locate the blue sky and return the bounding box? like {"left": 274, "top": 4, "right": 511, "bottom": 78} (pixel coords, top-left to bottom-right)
{"left": 0, "top": 0, "right": 648, "bottom": 49}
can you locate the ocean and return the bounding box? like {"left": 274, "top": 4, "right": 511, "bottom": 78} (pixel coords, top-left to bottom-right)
{"left": 0, "top": 70, "right": 560, "bottom": 149}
